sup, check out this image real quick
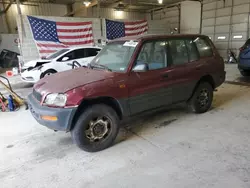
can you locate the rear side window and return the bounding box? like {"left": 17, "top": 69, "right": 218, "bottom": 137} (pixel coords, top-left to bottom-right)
{"left": 185, "top": 39, "right": 199, "bottom": 62}
{"left": 168, "top": 39, "right": 189, "bottom": 66}
{"left": 85, "top": 48, "right": 101, "bottom": 57}
{"left": 75, "top": 49, "right": 86, "bottom": 59}
{"left": 194, "top": 37, "right": 213, "bottom": 57}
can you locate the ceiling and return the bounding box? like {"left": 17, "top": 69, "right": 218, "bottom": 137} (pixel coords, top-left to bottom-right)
{"left": 19, "top": 0, "right": 187, "bottom": 8}
{"left": 0, "top": 0, "right": 190, "bottom": 12}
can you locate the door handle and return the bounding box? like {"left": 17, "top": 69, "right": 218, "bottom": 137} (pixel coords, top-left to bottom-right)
{"left": 161, "top": 73, "right": 169, "bottom": 79}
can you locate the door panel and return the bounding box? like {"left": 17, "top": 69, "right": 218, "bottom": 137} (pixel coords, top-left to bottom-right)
{"left": 167, "top": 38, "right": 203, "bottom": 102}
{"left": 128, "top": 40, "right": 174, "bottom": 115}
{"left": 128, "top": 69, "right": 174, "bottom": 115}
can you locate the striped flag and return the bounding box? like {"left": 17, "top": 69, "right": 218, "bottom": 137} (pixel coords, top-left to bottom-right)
{"left": 27, "top": 16, "right": 94, "bottom": 58}
{"left": 106, "top": 19, "right": 148, "bottom": 40}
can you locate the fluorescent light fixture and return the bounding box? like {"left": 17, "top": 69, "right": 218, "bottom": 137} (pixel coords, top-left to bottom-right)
{"left": 158, "top": 0, "right": 163, "bottom": 4}
{"left": 218, "top": 36, "right": 226, "bottom": 40}
{"left": 114, "top": 10, "right": 124, "bottom": 19}
{"left": 233, "top": 35, "right": 243, "bottom": 39}
{"left": 83, "top": 1, "right": 91, "bottom": 7}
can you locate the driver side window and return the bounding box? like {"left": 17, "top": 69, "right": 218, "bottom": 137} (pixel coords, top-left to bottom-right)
{"left": 135, "top": 41, "right": 168, "bottom": 70}
{"left": 58, "top": 51, "right": 75, "bottom": 61}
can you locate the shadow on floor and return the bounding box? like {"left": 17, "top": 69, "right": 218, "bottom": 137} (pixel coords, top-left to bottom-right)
{"left": 116, "top": 104, "right": 188, "bottom": 144}
{"left": 236, "top": 76, "right": 250, "bottom": 83}
{"left": 213, "top": 84, "right": 247, "bottom": 109}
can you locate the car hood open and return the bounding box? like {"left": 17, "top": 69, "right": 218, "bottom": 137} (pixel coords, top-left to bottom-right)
{"left": 34, "top": 68, "right": 115, "bottom": 94}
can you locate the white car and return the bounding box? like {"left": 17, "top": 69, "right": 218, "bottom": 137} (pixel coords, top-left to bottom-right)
{"left": 21, "top": 46, "right": 102, "bottom": 83}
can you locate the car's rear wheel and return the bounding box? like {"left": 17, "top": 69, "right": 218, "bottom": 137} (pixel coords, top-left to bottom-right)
{"left": 71, "top": 104, "right": 120, "bottom": 152}
{"left": 41, "top": 69, "right": 57, "bottom": 78}
{"left": 240, "top": 70, "right": 250, "bottom": 77}
{"left": 188, "top": 82, "right": 213, "bottom": 114}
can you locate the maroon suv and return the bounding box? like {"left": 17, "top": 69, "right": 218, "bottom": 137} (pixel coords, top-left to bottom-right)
{"left": 28, "top": 34, "right": 225, "bottom": 152}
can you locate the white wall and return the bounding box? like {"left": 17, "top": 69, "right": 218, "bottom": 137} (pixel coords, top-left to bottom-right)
{"left": 148, "top": 6, "right": 180, "bottom": 34}
{"left": 148, "top": 20, "right": 171, "bottom": 34}
{"left": 6, "top": 3, "right": 68, "bottom": 33}
{"left": 0, "top": 34, "right": 19, "bottom": 53}
{"left": 180, "top": 1, "right": 201, "bottom": 34}
{"left": 73, "top": 2, "right": 146, "bottom": 20}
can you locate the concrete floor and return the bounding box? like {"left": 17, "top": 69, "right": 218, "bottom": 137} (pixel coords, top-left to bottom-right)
{"left": 1, "top": 66, "right": 250, "bottom": 188}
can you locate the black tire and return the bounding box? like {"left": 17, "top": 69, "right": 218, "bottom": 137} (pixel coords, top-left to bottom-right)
{"left": 71, "top": 104, "right": 120, "bottom": 152}
{"left": 188, "top": 82, "right": 213, "bottom": 114}
{"left": 40, "top": 69, "right": 57, "bottom": 78}
{"left": 240, "top": 70, "right": 250, "bottom": 77}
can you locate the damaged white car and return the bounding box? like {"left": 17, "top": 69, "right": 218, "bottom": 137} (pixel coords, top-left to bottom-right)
{"left": 21, "top": 46, "right": 101, "bottom": 83}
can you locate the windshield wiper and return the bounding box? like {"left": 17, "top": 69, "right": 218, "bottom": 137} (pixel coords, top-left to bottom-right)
{"left": 90, "top": 63, "right": 112, "bottom": 72}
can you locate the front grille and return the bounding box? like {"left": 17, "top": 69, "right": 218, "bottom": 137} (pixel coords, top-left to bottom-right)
{"left": 33, "top": 89, "right": 42, "bottom": 102}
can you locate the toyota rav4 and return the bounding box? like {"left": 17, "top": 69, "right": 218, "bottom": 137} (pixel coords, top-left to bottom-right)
{"left": 28, "top": 34, "right": 225, "bottom": 152}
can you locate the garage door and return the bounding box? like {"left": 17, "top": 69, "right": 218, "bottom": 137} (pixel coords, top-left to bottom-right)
{"left": 202, "top": 0, "right": 250, "bottom": 59}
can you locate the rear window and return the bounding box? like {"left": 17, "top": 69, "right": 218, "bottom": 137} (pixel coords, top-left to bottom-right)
{"left": 194, "top": 37, "right": 213, "bottom": 58}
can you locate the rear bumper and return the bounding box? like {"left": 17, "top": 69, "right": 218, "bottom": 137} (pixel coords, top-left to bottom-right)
{"left": 214, "top": 71, "right": 226, "bottom": 88}
{"left": 27, "top": 94, "right": 77, "bottom": 132}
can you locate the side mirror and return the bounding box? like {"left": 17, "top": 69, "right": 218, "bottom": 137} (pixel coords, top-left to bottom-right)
{"left": 62, "top": 57, "right": 69, "bottom": 61}
{"left": 132, "top": 63, "right": 148, "bottom": 72}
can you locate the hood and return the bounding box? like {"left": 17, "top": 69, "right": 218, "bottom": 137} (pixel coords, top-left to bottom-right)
{"left": 34, "top": 68, "right": 115, "bottom": 94}
{"left": 23, "top": 59, "right": 51, "bottom": 68}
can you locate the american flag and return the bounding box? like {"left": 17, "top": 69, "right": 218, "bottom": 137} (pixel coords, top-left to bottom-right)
{"left": 27, "top": 16, "right": 94, "bottom": 58}
{"left": 106, "top": 19, "right": 148, "bottom": 40}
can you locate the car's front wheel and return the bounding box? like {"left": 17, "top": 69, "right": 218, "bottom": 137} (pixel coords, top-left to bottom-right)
{"left": 40, "top": 69, "right": 57, "bottom": 78}
{"left": 240, "top": 70, "right": 250, "bottom": 77}
{"left": 188, "top": 82, "right": 213, "bottom": 114}
{"left": 71, "top": 104, "right": 120, "bottom": 152}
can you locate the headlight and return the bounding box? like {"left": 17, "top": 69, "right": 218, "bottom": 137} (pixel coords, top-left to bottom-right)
{"left": 44, "top": 93, "right": 67, "bottom": 107}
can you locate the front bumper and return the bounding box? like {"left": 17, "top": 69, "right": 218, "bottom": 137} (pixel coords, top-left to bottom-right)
{"left": 21, "top": 70, "right": 41, "bottom": 83}
{"left": 27, "top": 94, "right": 77, "bottom": 132}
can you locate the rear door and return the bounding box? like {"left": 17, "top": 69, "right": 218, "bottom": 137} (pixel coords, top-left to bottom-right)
{"left": 170, "top": 36, "right": 216, "bottom": 101}
{"left": 74, "top": 48, "right": 88, "bottom": 65}
{"left": 166, "top": 38, "right": 198, "bottom": 102}
{"left": 128, "top": 40, "right": 175, "bottom": 115}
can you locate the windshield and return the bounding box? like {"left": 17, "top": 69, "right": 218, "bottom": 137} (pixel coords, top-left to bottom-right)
{"left": 90, "top": 41, "right": 137, "bottom": 72}
{"left": 44, "top": 49, "right": 70, "bottom": 60}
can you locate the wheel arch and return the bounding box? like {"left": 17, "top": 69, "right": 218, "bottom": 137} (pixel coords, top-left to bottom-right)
{"left": 40, "top": 68, "right": 57, "bottom": 79}
{"left": 189, "top": 75, "right": 215, "bottom": 100}
{"left": 70, "top": 96, "right": 123, "bottom": 131}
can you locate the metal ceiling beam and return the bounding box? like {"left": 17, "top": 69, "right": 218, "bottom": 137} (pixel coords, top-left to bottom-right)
{"left": 0, "top": 0, "right": 13, "bottom": 15}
